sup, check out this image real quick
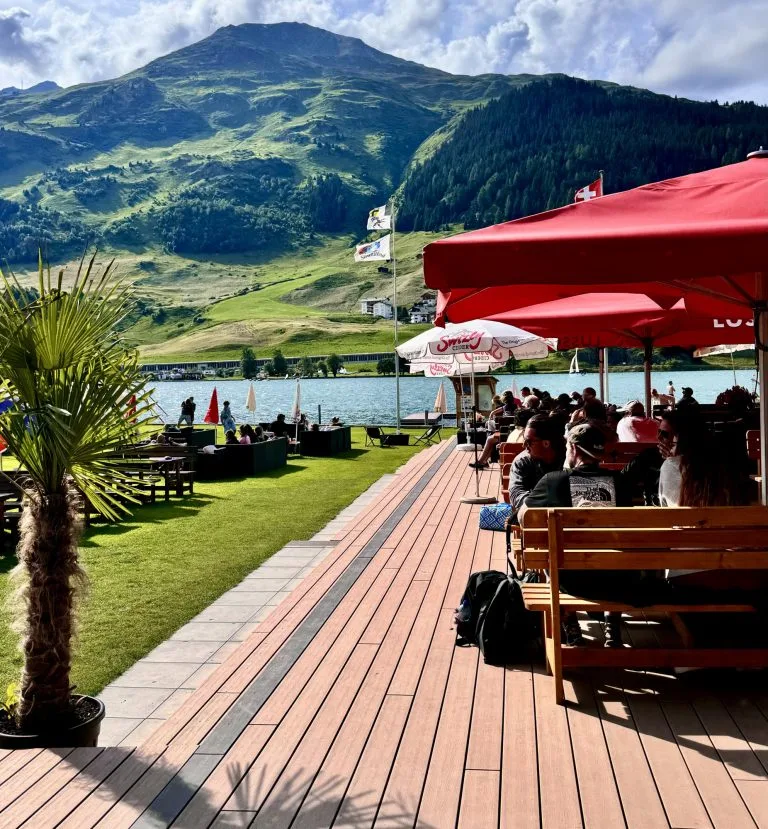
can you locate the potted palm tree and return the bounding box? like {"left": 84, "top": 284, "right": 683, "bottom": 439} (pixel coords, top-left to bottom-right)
{"left": 0, "top": 255, "right": 155, "bottom": 748}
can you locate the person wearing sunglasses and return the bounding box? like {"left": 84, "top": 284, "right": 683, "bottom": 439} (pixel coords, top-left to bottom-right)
{"left": 507, "top": 414, "right": 566, "bottom": 520}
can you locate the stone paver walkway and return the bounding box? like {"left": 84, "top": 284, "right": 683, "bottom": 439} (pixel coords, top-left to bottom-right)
{"left": 97, "top": 473, "right": 396, "bottom": 747}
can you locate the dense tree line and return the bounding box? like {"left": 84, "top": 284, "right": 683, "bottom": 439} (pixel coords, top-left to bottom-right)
{"left": 398, "top": 77, "right": 768, "bottom": 230}
{"left": 0, "top": 198, "right": 96, "bottom": 263}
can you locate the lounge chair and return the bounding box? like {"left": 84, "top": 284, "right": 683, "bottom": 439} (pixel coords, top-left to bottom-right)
{"left": 365, "top": 426, "right": 390, "bottom": 447}
{"left": 414, "top": 421, "right": 443, "bottom": 446}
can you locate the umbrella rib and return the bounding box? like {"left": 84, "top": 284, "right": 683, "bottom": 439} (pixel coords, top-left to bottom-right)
{"left": 662, "top": 279, "right": 753, "bottom": 308}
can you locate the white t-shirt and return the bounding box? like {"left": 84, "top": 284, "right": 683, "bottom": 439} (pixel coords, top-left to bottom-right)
{"left": 617, "top": 416, "right": 658, "bottom": 443}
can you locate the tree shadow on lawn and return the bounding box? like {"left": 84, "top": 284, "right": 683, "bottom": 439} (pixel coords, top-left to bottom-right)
{"left": 78, "top": 494, "right": 220, "bottom": 546}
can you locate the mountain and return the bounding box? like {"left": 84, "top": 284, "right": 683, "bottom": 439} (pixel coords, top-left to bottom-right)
{"left": 0, "top": 80, "right": 60, "bottom": 98}
{"left": 2, "top": 23, "right": 768, "bottom": 362}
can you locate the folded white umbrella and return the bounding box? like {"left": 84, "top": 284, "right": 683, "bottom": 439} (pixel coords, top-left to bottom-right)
{"left": 433, "top": 382, "right": 447, "bottom": 414}
{"left": 245, "top": 381, "right": 257, "bottom": 422}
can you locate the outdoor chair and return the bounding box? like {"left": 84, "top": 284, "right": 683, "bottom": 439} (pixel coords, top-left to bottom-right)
{"left": 365, "top": 426, "right": 389, "bottom": 447}
{"left": 414, "top": 420, "right": 443, "bottom": 446}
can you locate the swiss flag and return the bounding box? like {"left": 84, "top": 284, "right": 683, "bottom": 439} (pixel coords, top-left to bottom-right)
{"left": 574, "top": 178, "right": 603, "bottom": 202}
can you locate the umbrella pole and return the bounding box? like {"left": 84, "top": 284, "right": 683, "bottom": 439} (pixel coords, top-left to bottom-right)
{"left": 643, "top": 341, "right": 653, "bottom": 416}
{"left": 462, "top": 356, "right": 496, "bottom": 505}
{"left": 758, "top": 274, "right": 768, "bottom": 505}
{"left": 598, "top": 348, "right": 606, "bottom": 400}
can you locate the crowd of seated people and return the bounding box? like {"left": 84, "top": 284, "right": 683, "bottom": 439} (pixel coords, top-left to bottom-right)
{"left": 469, "top": 382, "right": 759, "bottom": 647}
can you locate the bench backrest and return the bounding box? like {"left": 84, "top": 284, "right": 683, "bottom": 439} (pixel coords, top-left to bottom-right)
{"left": 747, "top": 430, "right": 761, "bottom": 461}
{"left": 520, "top": 506, "right": 768, "bottom": 571}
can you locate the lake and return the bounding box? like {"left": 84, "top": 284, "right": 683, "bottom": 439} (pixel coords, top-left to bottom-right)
{"left": 150, "top": 368, "right": 758, "bottom": 427}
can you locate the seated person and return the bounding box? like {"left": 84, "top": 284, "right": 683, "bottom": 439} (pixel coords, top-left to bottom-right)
{"left": 323, "top": 416, "right": 342, "bottom": 430}
{"left": 311, "top": 423, "right": 321, "bottom": 432}
{"left": 675, "top": 386, "right": 699, "bottom": 410}
{"left": 506, "top": 407, "right": 536, "bottom": 444}
{"left": 616, "top": 400, "right": 658, "bottom": 442}
{"left": 269, "top": 413, "right": 291, "bottom": 437}
{"left": 252, "top": 425, "right": 266, "bottom": 442}
{"left": 238, "top": 424, "right": 253, "bottom": 445}
{"left": 224, "top": 429, "right": 239, "bottom": 445}
{"left": 521, "top": 423, "right": 636, "bottom": 647}
{"left": 470, "top": 391, "right": 517, "bottom": 468}
{"left": 658, "top": 412, "right": 760, "bottom": 591}
{"left": 508, "top": 414, "right": 566, "bottom": 522}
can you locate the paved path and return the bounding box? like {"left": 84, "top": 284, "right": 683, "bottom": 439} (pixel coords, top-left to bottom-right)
{"left": 97, "top": 474, "right": 396, "bottom": 747}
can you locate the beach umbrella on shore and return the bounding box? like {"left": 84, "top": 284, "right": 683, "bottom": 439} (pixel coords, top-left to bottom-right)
{"left": 291, "top": 379, "right": 302, "bottom": 444}
{"left": 203, "top": 387, "right": 219, "bottom": 425}
{"left": 434, "top": 382, "right": 447, "bottom": 414}
{"left": 245, "top": 382, "right": 257, "bottom": 422}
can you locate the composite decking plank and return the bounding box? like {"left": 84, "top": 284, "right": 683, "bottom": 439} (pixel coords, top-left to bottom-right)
{"left": 458, "top": 769, "right": 500, "bottom": 829}
{"left": 627, "top": 695, "right": 712, "bottom": 829}
{"left": 722, "top": 695, "right": 768, "bottom": 778}
{"left": 332, "top": 695, "right": 412, "bottom": 829}
{"left": 593, "top": 686, "right": 669, "bottom": 829}
{"left": 500, "top": 668, "right": 540, "bottom": 829}
{"left": 736, "top": 782, "right": 768, "bottom": 829}
{"left": 253, "top": 644, "right": 379, "bottom": 829}
{"left": 170, "top": 725, "right": 274, "bottom": 828}
{"left": 466, "top": 656, "right": 504, "bottom": 771}
{"left": 660, "top": 700, "right": 757, "bottom": 829}
{"left": 141, "top": 446, "right": 442, "bottom": 750}
{"left": 693, "top": 695, "right": 768, "bottom": 783}
{"left": 533, "top": 670, "right": 583, "bottom": 829}
{"left": 224, "top": 569, "right": 401, "bottom": 808}
{"left": 0, "top": 750, "right": 42, "bottom": 788}
{"left": 418, "top": 644, "right": 480, "bottom": 828}
{"left": 565, "top": 680, "right": 626, "bottom": 829}
{"left": 292, "top": 580, "right": 431, "bottom": 829}
{"left": 0, "top": 749, "right": 72, "bottom": 814}
{"left": 24, "top": 747, "right": 134, "bottom": 829}
{"left": 0, "top": 747, "right": 102, "bottom": 829}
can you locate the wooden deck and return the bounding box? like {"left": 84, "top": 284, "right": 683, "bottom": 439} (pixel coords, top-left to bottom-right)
{"left": 4, "top": 440, "right": 768, "bottom": 828}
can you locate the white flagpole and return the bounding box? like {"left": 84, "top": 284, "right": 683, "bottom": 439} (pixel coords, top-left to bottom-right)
{"left": 392, "top": 206, "right": 401, "bottom": 433}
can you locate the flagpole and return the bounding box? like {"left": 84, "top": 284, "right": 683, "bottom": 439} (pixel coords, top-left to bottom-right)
{"left": 392, "top": 205, "right": 401, "bottom": 434}
{"left": 598, "top": 170, "right": 609, "bottom": 403}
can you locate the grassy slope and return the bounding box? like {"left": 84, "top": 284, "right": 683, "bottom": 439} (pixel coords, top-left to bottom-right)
{"left": 134, "top": 230, "right": 442, "bottom": 361}
{"left": 0, "top": 429, "right": 433, "bottom": 695}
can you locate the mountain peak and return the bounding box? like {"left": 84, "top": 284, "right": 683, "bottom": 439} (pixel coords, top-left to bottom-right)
{"left": 0, "top": 80, "right": 60, "bottom": 98}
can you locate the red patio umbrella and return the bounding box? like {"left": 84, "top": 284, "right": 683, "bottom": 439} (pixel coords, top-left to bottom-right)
{"left": 423, "top": 152, "right": 768, "bottom": 499}
{"left": 490, "top": 293, "right": 753, "bottom": 410}
{"left": 203, "top": 387, "right": 219, "bottom": 425}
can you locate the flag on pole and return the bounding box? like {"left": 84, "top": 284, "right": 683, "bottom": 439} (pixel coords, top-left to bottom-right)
{"left": 203, "top": 387, "right": 219, "bottom": 424}
{"left": 574, "top": 178, "right": 603, "bottom": 202}
{"left": 354, "top": 234, "right": 391, "bottom": 263}
{"left": 245, "top": 382, "right": 257, "bottom": 422}
{"left": 367, "top": 204, "right": 392, "bottom": 231}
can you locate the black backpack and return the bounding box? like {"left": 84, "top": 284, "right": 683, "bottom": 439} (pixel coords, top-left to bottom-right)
{"left": 455, "top": 564, "right": 542, "bottom": 666}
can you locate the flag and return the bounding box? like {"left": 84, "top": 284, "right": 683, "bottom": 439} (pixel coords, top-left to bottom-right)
{"left": 367, "top": 204, "right": 391, "bottom": 231}
{"left": 203, "top": 387, "right": 219, "bottom": 424}
{"left": 574, "top": 178, "right": 603, "bottom": 202}
{"left": 354, "top": 233, "right": 391, "bottom": 263}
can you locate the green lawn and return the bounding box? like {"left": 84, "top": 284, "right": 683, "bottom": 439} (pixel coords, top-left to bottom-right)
{"left": 0, "top": 429, "right": 434, "bottom": 696}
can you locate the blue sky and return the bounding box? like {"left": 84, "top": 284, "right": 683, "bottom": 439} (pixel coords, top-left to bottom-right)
{"left": 2, "top": 0, "right": 768, "bottom": 104}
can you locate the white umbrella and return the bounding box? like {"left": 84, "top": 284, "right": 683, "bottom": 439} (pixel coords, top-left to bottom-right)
{"left": 245, "top": 381, "right": 257, "bottom": 422}
{"left": 398, "top": 320, "right": 551, "bottom": 504}
{"left": 291, "top": 378, "right": 302, "bottom": 444}
{"left": 434, "top": 382, "right": 447, "bottom": 414}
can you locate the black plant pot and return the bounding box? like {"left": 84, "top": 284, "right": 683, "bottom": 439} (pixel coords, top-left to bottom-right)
{"left": 0, "top": 695, "right": 105, "bottom": 749}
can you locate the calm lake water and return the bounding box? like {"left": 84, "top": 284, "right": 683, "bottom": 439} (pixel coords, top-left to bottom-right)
{"left": 150, "top": 368, "right": 758, "bottom": 427}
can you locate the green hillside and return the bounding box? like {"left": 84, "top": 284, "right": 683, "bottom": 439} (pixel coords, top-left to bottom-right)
{"left": 2, "top": 23, "right": 768, "bottom": 362}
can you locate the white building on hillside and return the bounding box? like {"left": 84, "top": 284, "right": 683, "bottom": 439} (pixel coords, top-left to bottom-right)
{"left": 360, "top": 297, "right": 394, "bottom": 319}
{"left": 409, "top": 296, "right": 436, "bottom": 324}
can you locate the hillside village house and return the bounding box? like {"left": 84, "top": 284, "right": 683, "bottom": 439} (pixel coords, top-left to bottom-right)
{"left": 359, "top": 297, "right": 394, "bottom": 319}
{"left": 409, "top": 295, "right": 436, "bottom": 324}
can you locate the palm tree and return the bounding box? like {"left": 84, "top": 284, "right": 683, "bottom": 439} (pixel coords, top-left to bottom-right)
{"left": 0, "top": 255, "right": 155, "bottom": 734}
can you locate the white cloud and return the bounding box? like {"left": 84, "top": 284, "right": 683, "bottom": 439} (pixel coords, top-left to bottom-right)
{"left": 0, "top": 0, "right": 766, "bottom": 103}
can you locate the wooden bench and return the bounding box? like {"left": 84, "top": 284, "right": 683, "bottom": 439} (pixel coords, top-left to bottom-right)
{"left": 601, "top": 440, "right": 656, "bottom": 470}
{"left": 519, "top": 506, "right": 768, "bottom": 703}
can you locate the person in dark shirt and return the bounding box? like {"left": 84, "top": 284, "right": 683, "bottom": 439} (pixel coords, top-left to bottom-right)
{"left": 508, "top": 414, "right": 566, "bottom": 520}
{"left": 523, "top": 422, "right": 637, "bottom": 647}
{"left": 268, "top": 413, "right": 291, "bottom": 437}
{"left": 675, "top": 386, "right": 699, "bottom": 410}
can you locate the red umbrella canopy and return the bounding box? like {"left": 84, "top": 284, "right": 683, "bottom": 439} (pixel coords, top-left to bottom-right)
{"left": 203, "top": 387, "right": 219, "bottom": 425}
{"left": 426, "top": 155, "right": 768, "bottom": 322}
{"left": 488, "top": 293, "right": 754, "bottom": 350}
